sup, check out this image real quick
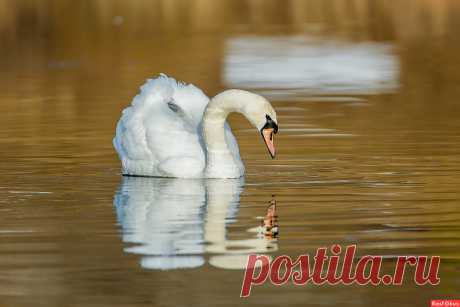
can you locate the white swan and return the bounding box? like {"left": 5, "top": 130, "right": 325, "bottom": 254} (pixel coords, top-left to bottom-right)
{"left": 113, "top": 74, "right": 278, "bottom": 178}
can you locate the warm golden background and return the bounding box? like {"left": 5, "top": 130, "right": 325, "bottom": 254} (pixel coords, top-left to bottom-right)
{"left": 0, "top": 1, "right": 459, "bottom": 307}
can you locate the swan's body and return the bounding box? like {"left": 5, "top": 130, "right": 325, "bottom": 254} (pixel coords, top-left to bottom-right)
{"left": 113, "top": 74, "right": 278, "bottom": 178}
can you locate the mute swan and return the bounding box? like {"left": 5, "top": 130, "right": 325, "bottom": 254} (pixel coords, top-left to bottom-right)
{"left": 113, "top": 74, "right": 278, "bottom": 178}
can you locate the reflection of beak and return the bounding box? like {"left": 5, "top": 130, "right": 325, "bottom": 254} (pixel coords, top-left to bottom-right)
{"left": 263, "top": 198, "right": 278, "bottom": 238}
{"left": 262, "top": 128, "right": 276, "bottom": 158}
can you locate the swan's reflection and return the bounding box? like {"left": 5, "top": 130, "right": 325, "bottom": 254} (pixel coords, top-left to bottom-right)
{"left": 114, "top": 177, "right": 278, "bottom": 270}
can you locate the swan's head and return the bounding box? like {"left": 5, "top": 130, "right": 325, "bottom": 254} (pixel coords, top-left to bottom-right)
{"left": 208, "top": 89, "right": 279, "bottom": 159}
{"left": 240, "top": 92, "right": 278, "bottom": 159}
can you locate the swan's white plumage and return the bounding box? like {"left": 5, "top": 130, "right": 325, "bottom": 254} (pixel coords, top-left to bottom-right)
{"left": 113, "top": 74, "right": 243, "bottom": 178}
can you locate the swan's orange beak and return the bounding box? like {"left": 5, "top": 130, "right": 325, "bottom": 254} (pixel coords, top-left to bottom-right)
{"left": 262, "top": 128, "right": 276, "bottom": 158}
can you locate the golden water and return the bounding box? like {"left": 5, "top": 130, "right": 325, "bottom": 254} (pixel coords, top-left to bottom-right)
{"left": 0, "top": 1, "right": 459, "bottom": 306}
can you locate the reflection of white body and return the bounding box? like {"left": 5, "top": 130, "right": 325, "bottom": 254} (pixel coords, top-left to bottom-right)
{"left": 114, "top": 177, "right": 277, "bottom": 270}
{"left": 113, "top": 74, "right": 278, "bottom": 178}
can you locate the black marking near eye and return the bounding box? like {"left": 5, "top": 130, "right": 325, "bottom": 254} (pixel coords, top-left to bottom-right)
{"left": 262, "top": 114, "right": 278, "bottom": 134}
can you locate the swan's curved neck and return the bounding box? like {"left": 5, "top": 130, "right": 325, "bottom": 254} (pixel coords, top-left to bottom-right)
{"left": 202, "top": 90, "right": 252, "bottom": 178}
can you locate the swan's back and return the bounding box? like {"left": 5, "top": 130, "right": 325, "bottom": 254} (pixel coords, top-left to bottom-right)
{"left": 113, "top": 75, "right": 210, "bottom": 177}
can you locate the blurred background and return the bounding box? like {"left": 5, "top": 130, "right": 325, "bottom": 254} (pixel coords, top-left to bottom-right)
{"left": 1, "top": 0, "right": 460, "bottom": 144}
{"left": 1, "top": 1, "right": 460, "bottom": 307}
